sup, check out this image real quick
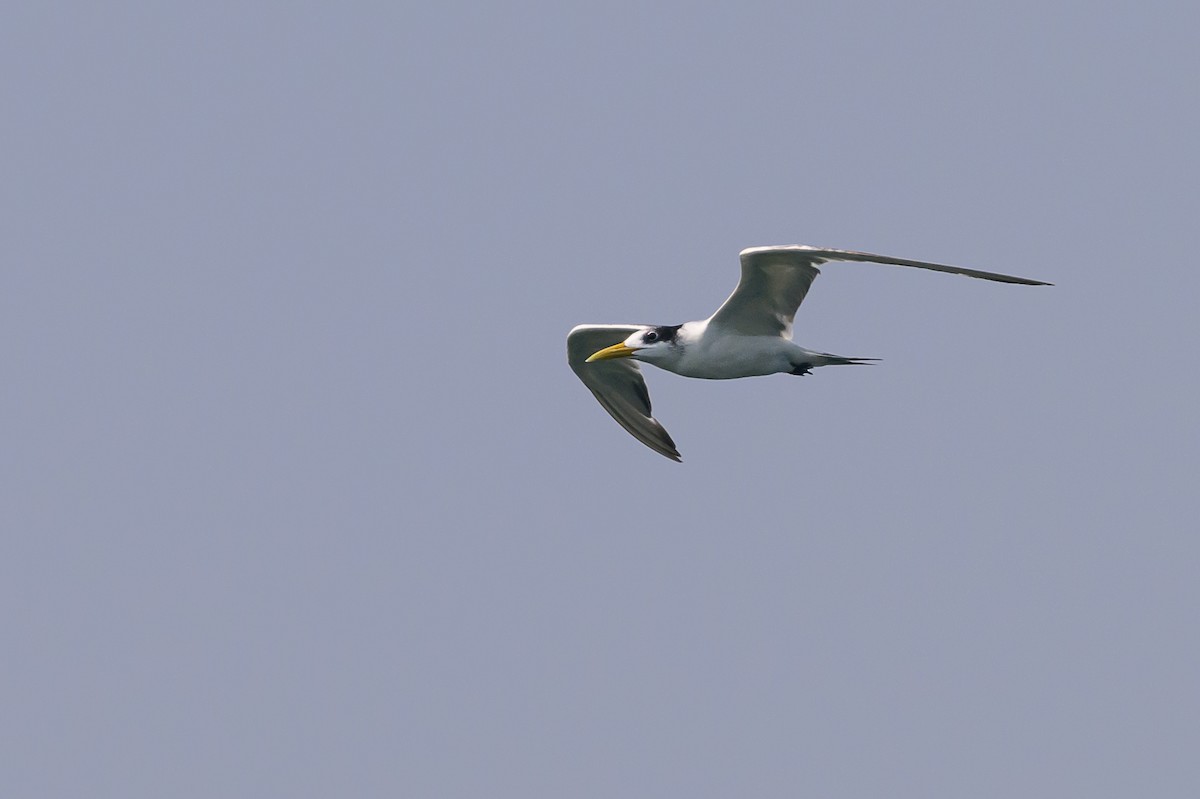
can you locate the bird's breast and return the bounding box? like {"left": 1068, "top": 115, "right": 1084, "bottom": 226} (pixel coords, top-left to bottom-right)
{"left": 669, "top": 335, "right": 794, "bottom": 379}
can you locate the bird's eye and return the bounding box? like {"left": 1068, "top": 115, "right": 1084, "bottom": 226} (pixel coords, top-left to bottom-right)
{"left": 643, "top": 331, "right": 659, "bottom": 343}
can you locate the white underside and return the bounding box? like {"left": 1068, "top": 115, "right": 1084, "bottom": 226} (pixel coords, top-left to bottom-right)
{"left": 668, "top": 336, "right": 799, "bottom": 379}
{"left": 650, "top": 322, "right": 830, "bottom": 379}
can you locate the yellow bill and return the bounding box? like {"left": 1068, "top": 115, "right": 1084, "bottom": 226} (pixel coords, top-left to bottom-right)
{"left": 585, "top": 342, "right": 638, "bottom": 362}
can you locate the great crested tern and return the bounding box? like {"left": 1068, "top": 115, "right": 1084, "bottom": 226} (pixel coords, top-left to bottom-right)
{"left": 568, "top": 244, "right": 1049, "bottom": 461}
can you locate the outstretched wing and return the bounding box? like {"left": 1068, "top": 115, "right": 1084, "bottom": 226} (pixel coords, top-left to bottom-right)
{"left": 707, "top": 245, "right": 1051, "bottom": 337}
{"left": 567, "top": 325, "right": 681, "bottom": 461}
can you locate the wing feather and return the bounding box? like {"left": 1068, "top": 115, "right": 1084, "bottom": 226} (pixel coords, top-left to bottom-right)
{"left": 707, "top": 245, "right": 1051, "bottom": 337}
{"left": 566, "top": 325, "right": 682, "bottom": 461}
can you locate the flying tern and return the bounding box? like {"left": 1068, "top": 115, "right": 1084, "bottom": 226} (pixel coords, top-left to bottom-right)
{"left": 567, "top": 244, "right": 1049, "bottom": 461}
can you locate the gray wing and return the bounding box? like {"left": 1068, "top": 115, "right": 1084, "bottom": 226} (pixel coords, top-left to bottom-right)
{"left": 707, "top": 245, "right": 1052, "bottom": 337}
{"left": 567, "top": 325, "right": 681, "bottom": 462}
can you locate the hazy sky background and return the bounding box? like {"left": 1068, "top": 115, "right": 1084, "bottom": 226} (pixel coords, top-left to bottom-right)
{"left": 4, "top": 2, "right": 1198, "bottom": 797}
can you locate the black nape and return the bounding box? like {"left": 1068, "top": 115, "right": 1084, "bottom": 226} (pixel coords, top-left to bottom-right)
{"left": 652, "top": 324, "right": 683, "bottom": 343}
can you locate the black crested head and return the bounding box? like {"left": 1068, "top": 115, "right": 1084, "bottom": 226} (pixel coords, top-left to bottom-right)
{"left": 642, "top": 324, "right": 682, "bottom": 345}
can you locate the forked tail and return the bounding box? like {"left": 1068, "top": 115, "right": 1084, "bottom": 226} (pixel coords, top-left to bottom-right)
{"left": 818, "top": 355, "right": 880, "bottom": 366}
{"left": 790, "top": 352, "right": 879, "bottom": 375}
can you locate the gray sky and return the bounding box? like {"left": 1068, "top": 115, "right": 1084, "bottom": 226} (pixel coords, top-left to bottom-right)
{"left": 4, "top": 1, "right": 1198, "bottom": 797}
